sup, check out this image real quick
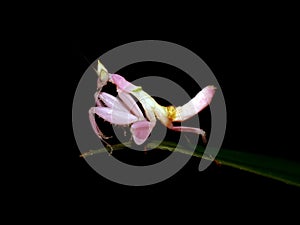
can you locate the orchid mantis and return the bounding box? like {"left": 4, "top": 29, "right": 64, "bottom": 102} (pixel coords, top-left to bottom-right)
{"left": 89, "top": 60, "right": 216, "bottom": 148}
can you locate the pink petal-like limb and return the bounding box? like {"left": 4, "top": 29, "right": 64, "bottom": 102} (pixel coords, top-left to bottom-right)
{"left": 110, "top": 73, "right": 157, "bottom": 123}
{"left": 173, "top": 85, "right": 216, "bottom": 122}
{"left": 93, "top": 107, "right": 139, "bottom": 125}
{"left": 111, "top": 74, "right": 160, "bottom": 142}
{"left": 130, "top": 120, "right": 153, "bottom": 145}
{"left": 127, "top": 89, "right": 158, "bottom": 140}
{"left": 100, "top": 90, "right": 155, "bottom": 145}
{"left": 117, "top": 91, "right": 145, "bottom": 119}
{"left": 111, "top": 74, "right": 141, "bottom": 93}
{"left": 117, "top": 91, "right": 156, "bottom": 145}
{"left": 99, "top": 92, "right": 131, "bottom": 113}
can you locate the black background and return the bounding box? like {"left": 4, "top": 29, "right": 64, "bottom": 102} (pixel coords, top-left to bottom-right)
{"left": 4, "top": 5, "right": 299, "bottom": 222}
{"left": 11, "top": 22, "right": 298, "bottom": 225}
{"left": 20, "top": 29, "right": 296, "bottom": 220}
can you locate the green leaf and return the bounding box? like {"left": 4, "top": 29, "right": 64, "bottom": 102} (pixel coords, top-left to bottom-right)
{"left": 80, "top": 141, "right": 300, "bottom": 187}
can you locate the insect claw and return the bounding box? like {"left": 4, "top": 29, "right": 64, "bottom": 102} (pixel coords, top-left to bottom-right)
{"left": 98, "top": 133, "right": 111, "bottom": 140}
{"left": 108, "top": 145, "right": 113, "bottom": 155}
{"left": 201, "top": 132, "right": 207, "bottom": 144}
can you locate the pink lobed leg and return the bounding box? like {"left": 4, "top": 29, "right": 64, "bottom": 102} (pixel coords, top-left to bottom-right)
{"left": 99, "top": 92, "right": 132, "bottom": 113}
{"left": 93, "top": 107, "right": 139, "bottom": 125}
{"left": 118, "top": 91, "right": 145, "bottom": 119}
{"left": 110, "top": 74, "right": 141, "bottom": 93}
{"left": 130, "top": 120, "right": 153, "bottom": 145}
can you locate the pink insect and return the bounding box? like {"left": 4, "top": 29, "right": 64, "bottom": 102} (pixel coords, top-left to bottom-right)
{"left": 89, "top": 60, "right": 216, "bottom": 148}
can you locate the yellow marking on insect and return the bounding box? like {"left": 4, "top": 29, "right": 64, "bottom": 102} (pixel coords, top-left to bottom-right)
{"left": 166, "top": 106, "right": 177, "bottom": 121}
{"left": 132, "top": 86, "right": 142, "bottom": 92}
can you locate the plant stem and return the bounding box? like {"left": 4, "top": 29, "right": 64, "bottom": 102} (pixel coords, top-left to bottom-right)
{"left": 80, "top": 141, "right": 300, "bottom": 187}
